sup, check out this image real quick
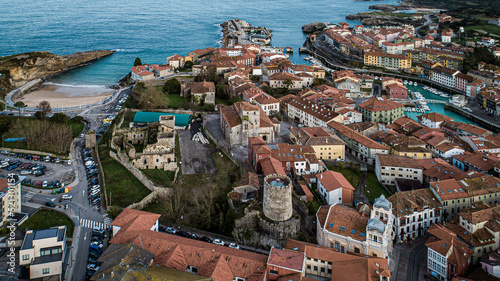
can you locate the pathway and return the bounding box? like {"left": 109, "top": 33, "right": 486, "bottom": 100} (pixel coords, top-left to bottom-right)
{"left": 354, "top": 172, "right": 370, "bottom": 205}
{"left": 390, "top": 237, "right": 428, "bottom": 281}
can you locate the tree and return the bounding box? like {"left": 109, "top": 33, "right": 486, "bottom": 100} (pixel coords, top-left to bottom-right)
{"left": 36, "top": 101, "right": 51, "bottom": 121}
{"left": 184, "top": 61, "right": 193, "bottom": 69}
{"left": 0, "top": 116, "right": 12, "bottom": 135}
{"left": 134, "top": 57, "right": 142, "bottom": 66}
{"left": 284, "top": 78, "right": 293, "bottom": 89}
{"left": 50, "top": 112, "right": 68, "bottom": 124}
{"left": 312, "top": 78, "right": 326, "bottom": 87}
{"left": 162, "top": 78, "right": 181, "bottom": 95}
{"left": 200, "top": 94, "right": 206, "bottom": 107}
{"left": 0, "top": 103, "right": 5, "bottom": 112}
{"left": 13, "top": 101, "right": 26, "bottom": 117}
{"left": 34, "top": 111, "right": 43, "bottom": 120}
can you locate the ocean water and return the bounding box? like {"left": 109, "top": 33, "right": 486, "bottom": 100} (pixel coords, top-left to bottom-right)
{"left": 0, "top": 0, "right": 397, "bottom": 86}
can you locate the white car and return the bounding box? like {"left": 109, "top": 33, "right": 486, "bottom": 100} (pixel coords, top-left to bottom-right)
{"left": 87, "top": 264, "right": 100, "bottom": 271}
{"left": 67, "top": 160, "right": 72, "bottom": 165}
{"left": 228, "top": 243, "right": 240, "bottom": 249}
{"left": 213, "top": 239, "right": 224, "bottom": 246}
{"left": 20, "top": 170, "right": 32, "bottom": 175}
{"left": 42, "top": 181, "right": 48, "bottom": 187}
{"left": 91, "top": 241, "right": 103, "bottom": 248}
{"left": 62, "top": 194, "right": 73, "bottom": 200}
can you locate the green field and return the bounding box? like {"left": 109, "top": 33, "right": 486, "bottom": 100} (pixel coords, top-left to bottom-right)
{"left": 98, "top": 146, "right": 151, "bottom": 208}
{"left": 464, "top": 25, "right": 500, "bottom": 37}
{"left": 140, "top": 169, "right": 175, "bottom": 187}
{"left": 19, "top": 208, "right": 74, "bottom": 237}
{"left": 365, "top": 173, "right": 390, "bottom": 203}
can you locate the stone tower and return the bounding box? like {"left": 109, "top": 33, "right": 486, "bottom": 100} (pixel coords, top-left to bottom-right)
{"left": 263, "top": 174, "right": 293, "bottom": 222}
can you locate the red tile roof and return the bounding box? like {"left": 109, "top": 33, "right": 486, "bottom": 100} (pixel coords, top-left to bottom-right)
{"left": 111, "top": 208, "right": 160, "bottom": 233}
{"left": 358, "top": 97, "right": 403, "bottom": 112}
{"left": 317, "top": 171, "right": 355, "bottom": 192}
{"left": 267, "top": 247, "right": 304, "bottom": 272}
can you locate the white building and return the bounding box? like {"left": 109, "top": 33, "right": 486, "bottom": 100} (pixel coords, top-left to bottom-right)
{"left": 417, "top": 112, "right": 454, "bottom": 129}
{"left": 435, "top": 143, "right": 465, "bottom": 160}
{"left": 431, "top": 66, "right": 460, "bottom": 88}
{"left": 388, "top": 188, "right": 442, "bottom": 242}
{"left": 19, "top": 226, "right": 67, "bottom": 279}
{"left": 375, "top": 154, "right": 423, "bottom": 185}
{"left": 316, "top": 170, "right": 354, "bottom": 205}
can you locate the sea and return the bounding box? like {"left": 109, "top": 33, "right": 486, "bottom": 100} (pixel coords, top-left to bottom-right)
{"left": 0, "top": 0, "right": 397, "bottom": 86}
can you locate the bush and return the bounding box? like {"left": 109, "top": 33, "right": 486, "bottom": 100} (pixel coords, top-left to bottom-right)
{"left": 162, "top": 78, "right": 181, "bottom": 95}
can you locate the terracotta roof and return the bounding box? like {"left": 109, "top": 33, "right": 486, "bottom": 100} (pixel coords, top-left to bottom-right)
{"left": 358, "top": 97, "right": 403, "bottom": 112}
{"left": 327, "top": 121, "right": 388, "bottom": 150}
{"left": 284, "top": 239, "right": 390, "bottom": 281}
{"left": 316, "top": 171, "right": 355, "bottom": 192}
{"left": 418, "top": 112, "right": 454, "bottom": 123}
{"left": 288, "top": 96, "right": 340, "bottom": 124}
{"left": 425, "top": 136, "right": 448, "bottom": 147}
{"left": 388, "top": 188, "right": 441, "bottom": 217}
{"left": 459, "top": 205, "right": 500, "bottom": 224}
{"left": 320, "top": 204, "right": 369, "bottom": 242}
{"left": 189, "top": 81, "right": 215, "bottom": 94}
{"left": 111, "top": 208, "right": 160, "bottom": 233}
{"left": 219, "top": 105, "right": 242, "bottom": 128}
{"left": 235, "top": 172, "right": 260, "bottom": 189}
{"left": 267, "top": 247, "right": 304, "bottom": 272}
{"left": 442, "top": 120, "right": 492, "bottom": 137}
{"left": 269, "top": 72, "right": 302, "bottom": 81}
{"left": 417, "top": 158, "right": 463, "bottom": 181}
{"left": 435, "top": 143, "right": 464, "bottom": 153}
{"left": 376, "top": 154, "right": 422, "bottom": 170}
{"left": 260, "top": 156, "right": 286, "bottom": 177}
{"left": 289, "top": 127, "right": 345, "bottom": 147}
{"left": 426, "top": 224, "right": 474, "bottom": 265}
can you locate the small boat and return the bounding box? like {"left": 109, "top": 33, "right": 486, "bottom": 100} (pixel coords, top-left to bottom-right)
{"left": 414, "top": 82, "right": 418, "bottom": 86}
{"left": 285, "top": 47, "right": 293, "bottom": 53}
{"left": 404, "top": 80, "right": 408, "bottom": 85}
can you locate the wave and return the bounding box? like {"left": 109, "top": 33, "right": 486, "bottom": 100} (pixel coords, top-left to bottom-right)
{"left": 112, "top": 48, "right": 141, "bottom": 53}
{"left": 44, "top": 82, "right": 109, "bottom": 89}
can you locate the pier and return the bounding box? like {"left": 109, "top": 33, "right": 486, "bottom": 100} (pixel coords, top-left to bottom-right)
{"left": 221, "top": 19, "right": 272, "bottom": 47}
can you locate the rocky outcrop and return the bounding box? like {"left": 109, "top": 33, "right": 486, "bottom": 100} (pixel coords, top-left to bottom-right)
{"left": 3, "top": 50, "right": 114, "bottom": 88}
{"left": 346, "top": 12, "right": 419, "bottom": 26}
{"left": 302, "top": 22, "right": 326, "bottom": 33}
{"left": 368, "top": 4, "right": 399, "bottom": 11}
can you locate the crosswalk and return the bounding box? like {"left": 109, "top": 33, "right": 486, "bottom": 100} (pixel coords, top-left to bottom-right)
{"left": 79, "top": 218, "right": 109, "bottom": 230}
{"left": 23, "top": 191, "right": 36, "bottom": 201}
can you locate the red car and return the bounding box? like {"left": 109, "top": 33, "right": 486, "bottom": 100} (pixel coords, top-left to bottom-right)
{"left": 37, "top": 181, "right": 42, "bottom": 187}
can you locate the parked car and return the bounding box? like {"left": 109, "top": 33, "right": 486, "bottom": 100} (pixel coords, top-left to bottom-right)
{"left": 177, "top": 230, "right": 190, "bottom": 238}
{"left": 42, "top": 181, "right": 48, "bottom": 187}
{"left": 36, "top": 181, "right": 42, "bottom": 187}
{"left": 1, "top": 150, "right": 9, "bottom": 155}
{"left": 25, "top": 179, "right": 31, "bottom": 185}
{"left": 55, "top": 180, "right": 61, "bottom": 187}
{"left": 191, "top": 233, "right": 199, "bottom": 240}
{"left": 165, "top": 227, "right": 176, "bottom": 234}
{"left": 200, "top": 236, "right": 212, "bottom": 243}
{"left": 87, "top": 264, "right": 100, "bottom": 271}
{"left": 228, "top": 243, "right": 240, "bottom": 249}
{"left": 213, "top": 239, "right": 224, "bottom": 246}
{"left": 45, "top": 201, "right": 55, "bottom": 207}
{"left": 48, "top": 181, "right": 54, "bottom": 188}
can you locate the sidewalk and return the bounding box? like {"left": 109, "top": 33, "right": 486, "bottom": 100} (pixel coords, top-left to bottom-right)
{"left": 390, "top": 236, "right": 428, "bottom": 281}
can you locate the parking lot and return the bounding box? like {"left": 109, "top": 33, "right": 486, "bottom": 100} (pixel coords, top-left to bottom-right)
{"left": 177, "top": 121, "right": 218, "bottom": 174}
{"left": 0, "top": 153, "right": 75, "bottom": 188}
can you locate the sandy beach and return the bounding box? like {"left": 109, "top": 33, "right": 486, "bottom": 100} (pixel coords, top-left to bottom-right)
{"left": 15, "top": 84, "right": 115, "bottom": 108}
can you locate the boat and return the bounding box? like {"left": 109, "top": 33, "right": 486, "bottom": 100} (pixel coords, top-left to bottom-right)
{"left": 285, "top": 47, "right": 293, "bottom": 53}
{"left": 414, "top": 82, "right": 418, "bottom": 86}
{"left": 409, "top": 81, "right": 413, "bottom": 86}
{"left": 403, "top": 80, "right": 408, "bottom": 85}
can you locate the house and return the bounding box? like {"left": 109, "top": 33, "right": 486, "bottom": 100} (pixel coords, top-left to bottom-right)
{"left": 316, "top": 195, "right": 395, "bottom": 259}
{"left": 289, "top": 127, "right": 346, "bottom": 160}
{"left": 187, "top": 81, "right": 216, "bottom": 105}
{"left": 388, "top": 188, "right": 442, "bottom": 242}
{"left": 441, "top": 120, "right": 492, "bottom": 138}
{"left": 357, "top": 97, "right": 404, "bottom": 125}
{"left": 110, "top": 209, "right": 268, "bottom": 281}
{"left": 435, "top": 143, "right": 465, "bottom": 161}
{"left": 426, "top": 224, "right": 473, "bottom": 280}
{"left": 219, "top": 101, "right": 278, "bottom": 146}
{"left": 375, "top": 154, "right": 423, "bottom": 185}
{"left": 266, "top": 247, "right": 305, "bottom": 280}
{"left": 387, "top": 83, "right": 408, "bottom": 100}
{"left": 227, "top": 172, "right": 259, "bottom": 203}
{"left": 481, "top": 249, "right": 500, "bottom": 278}
{"left": 111, "top": 208, "right": 160, "bottom": 237}
{"left": 418, "top": 112, "right": 454, "bottom": 129}
{"left": 268, "top": 72, "right": 304, "bottom": 89}
{"left": 130, "top": 65, "right": 154, "bottom": 81}
{"left": 489, "top": 18, "right": 500, "bottom": 26}
{"left": 316, "top": 171, "right": 355, "bottom": 206}
{"left": 417, "top": 158, "right": 464, "bottom": 184}
{"left": 19, "top": 226, "right": 67, "bottom": 279}
{"left": 167, "top": 54, "right": 184, "bottom": 68}
{"left": 441, "top": 32, "right": 451, "bottom": 44}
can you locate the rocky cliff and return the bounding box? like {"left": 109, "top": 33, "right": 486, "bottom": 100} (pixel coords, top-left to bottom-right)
{"left": 302, "top": 22, "right": 327, "bottom": 33}
{"left": 0, "top": 50, "right": 114, "bottom": 88}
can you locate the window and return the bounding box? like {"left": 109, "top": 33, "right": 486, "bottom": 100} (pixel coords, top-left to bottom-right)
{"left": 22, "top": 254, "right": 29, "bottom": 261}
{"left": 314, "top": 266, "right": 318, "bottom": 271}
{"left": 42, "top": 268, "right": 50, "bottom": 275}
{"left": 270, "top": 270, "right": 279, "bottom": 275}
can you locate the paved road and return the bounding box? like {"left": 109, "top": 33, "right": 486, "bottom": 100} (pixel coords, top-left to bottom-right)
{"left": 407, "top": 242, "right": 427, "bottom": 281}
{"left": 415, "top": 14, "right": 433, "bottom": 38}
{"left": 354, "top": 172, "right": 370, "bottom": 205}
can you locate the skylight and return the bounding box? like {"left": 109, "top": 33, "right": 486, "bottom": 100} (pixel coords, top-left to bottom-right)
{"left": 340, "top": 226, "right": 346, "bottom": 231}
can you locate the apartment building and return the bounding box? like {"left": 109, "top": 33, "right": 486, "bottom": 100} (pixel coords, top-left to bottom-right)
{"left": 418, "top": 112, "right": 454, "bottom": 129}
{"left": 364, "top": 52, "right": 412, "bottom": 70}
{"left": 19, "top": 226, "right": 67, "bottom": 279}
{"left": 289, "top": 127, "right": 346, "bottom": 160}
{"left": 0, "top": 175, "right": 24, "bottom": 227}
{"left": 429, "top": 174, "right": 500, "bottom": 219}
{"left": 316, "top": 195, "right": 394, "bottom": 259}
{"left": 357, "top": 97, "right": 404, "bottom": 125}
{"left": 375, "top": 154, "right": 423, "bottom": 185}
{"left": 287, "top": 96, "right": 344, "bottom": 128}
{"left": 328, "top": 121, "right": 389, "bottom": 165}
{"left": 388, "top": 188, "right": 442, "bottom": 242}
{"left": 426, "top": 224, "right": 473, "bottom": 281}
{"left": 431, "top": 66, "right": 460, "bottom": 88}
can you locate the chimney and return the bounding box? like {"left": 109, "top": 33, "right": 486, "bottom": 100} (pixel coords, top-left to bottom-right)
{"left": 321, "top": 174, "right": 323, "bottom": 179}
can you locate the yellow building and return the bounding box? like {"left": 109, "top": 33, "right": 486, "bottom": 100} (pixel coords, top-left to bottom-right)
{"left": 289, "top": 127, "right": 346, "bottom": 160}
{"left": 364, "top": 52, "right": 412, "bottom": 69}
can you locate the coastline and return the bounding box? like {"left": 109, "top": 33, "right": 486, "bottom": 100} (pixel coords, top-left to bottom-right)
{"left": 14, "top": 84, "right": 114, "bottom": 108}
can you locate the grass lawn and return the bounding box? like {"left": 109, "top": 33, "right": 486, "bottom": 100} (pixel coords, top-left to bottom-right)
{"left": 19, "top": 208, "right": 74, "bottom": 237}
{"left": 140, "top": 169, "right": 175, "bottom": 187}
{"left": 121, "top": 111, "right": 136, "bottom": 129}
{"left": 166, "top": 94, "right": 190, "bottom": 109}
{"left": 464, "top": 25, "right": 500, "bottom": 37}
{"left": 98, "top": 145, "right": 151, "bottom": 208}
{"left": 365, "top": 172, "right": 390, "bottom": 203}
{"left": 67, "top": 119, "right": 84, "bottom": 138}
{"left": 327, "top": 165, "right": 361, "bottom": 189}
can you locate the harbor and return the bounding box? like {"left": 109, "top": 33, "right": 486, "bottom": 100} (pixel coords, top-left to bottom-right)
{"left": 220, "top": 19, "right": 273, "bottom": 47}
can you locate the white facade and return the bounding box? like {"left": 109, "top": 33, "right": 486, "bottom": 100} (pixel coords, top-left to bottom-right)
{"left": 375, "top": 161, "right": 423, "bottom": 185}
{"left": 317, "top": 180, "right": 342, "bottom": 205}
{"left": 394, "top": 208, "right": 442, "bottom": 242}
{"left": 427, "top": 248, "right": 448, "bottom": 281}
{"left": 420, "top": 116, "right": 442, "bottom": 129}
{"left": 435, "top": 147, "right": 465, "bottom": 159}
{"left": 431, "top": 70, "right": 459, "bottom": 88}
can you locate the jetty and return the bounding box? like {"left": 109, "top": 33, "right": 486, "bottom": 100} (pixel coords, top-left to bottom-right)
{"left": 220, "top": 19, "right": 272, "bottom": 47}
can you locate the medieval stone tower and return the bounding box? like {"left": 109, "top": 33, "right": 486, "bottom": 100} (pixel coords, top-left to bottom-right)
{"left": 263, "top": 174, "right": 293, "bottom": 222}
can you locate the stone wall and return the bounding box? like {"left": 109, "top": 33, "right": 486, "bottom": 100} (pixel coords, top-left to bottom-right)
{"left": 11, "top": 78, "right": 43, "bottom": 101}
{"left": 263, "top": 174, "right": 293, "bottom": 222}
{"left": 202, "top": 124, "right": 240, "bottom": 167}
